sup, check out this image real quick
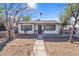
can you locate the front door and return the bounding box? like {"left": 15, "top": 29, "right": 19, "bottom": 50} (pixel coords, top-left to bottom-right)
{"left": 38, "top": 25, "right": 42, "bottom": 34}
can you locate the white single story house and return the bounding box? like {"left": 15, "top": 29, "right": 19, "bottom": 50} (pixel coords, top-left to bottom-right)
{"left": 18, "top": 21, "right": 61, "bottom": 34}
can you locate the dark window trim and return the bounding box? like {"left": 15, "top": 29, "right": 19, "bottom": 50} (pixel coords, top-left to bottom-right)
{"left": 44, "top": 25, "right": 56, "bottom": 31}
{"left": 21, "top": 24, "right": 32, "bottom": 31}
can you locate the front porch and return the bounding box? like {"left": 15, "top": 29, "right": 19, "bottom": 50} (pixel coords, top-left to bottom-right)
{"left": 18, "top": 21, "right": 61, "bottom": 35}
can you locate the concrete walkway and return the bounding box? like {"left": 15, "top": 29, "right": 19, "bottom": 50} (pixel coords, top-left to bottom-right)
{"left": 30, "top": 35, "right": 47, "bottom": 56}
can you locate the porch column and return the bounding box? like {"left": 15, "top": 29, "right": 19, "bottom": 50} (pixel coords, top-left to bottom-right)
{"left": 34, "top": 24, "right": 35, "bottom": 34}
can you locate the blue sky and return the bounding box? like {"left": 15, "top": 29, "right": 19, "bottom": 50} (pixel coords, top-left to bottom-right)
{"left": 31, "top": 3, "right": 67, "bottom": 21}
{"left": 0, "top": 3, "right": 67, "bottom": 21}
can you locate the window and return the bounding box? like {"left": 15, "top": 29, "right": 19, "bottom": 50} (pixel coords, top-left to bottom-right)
{"left": 44, "top": 25, "right": 55, "bottom": 31}
{"left": 21, "top": 25, "right": 32, "bottom": 31}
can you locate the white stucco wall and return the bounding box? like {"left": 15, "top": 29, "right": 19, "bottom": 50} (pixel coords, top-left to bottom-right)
{"left": 43, "top": 30, "right": 58, "bottom": 34}
{"left": 35, "top": 25, "right": 38, "bottom": 30}
{"left": 42, "top": 25, "right": 44, "bottom": 30}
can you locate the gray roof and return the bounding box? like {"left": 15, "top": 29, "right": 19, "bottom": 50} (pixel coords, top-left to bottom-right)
{"left": 18, "top": 20, "right": 61, "bottom": 25}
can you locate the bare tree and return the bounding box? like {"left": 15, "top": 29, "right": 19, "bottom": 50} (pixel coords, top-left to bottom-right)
{"left": 1, "top": 3, "right": 32, "bottom": 40}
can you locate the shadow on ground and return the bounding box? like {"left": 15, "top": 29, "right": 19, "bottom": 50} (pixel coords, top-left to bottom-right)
{"left": 43, "top": 34, "right": 79, "bottom": 42}
{"left": 16, "top": 34, "right": 37, "bottom": 39}
{"left": 0, "top": 38, "right": 13, "bottom": 51}
{"left": 1, "top": 34, "right": 79, "bottom": 52}
{"left": 0, "top": 34, "right": 37, "bottom": 52}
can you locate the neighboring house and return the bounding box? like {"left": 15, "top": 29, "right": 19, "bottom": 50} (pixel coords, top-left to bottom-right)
{"left": 63, "top": 20, "right": 79, "bottom": 35}
{"left": 18, "top": 20, "right": 61, "bottom": 34}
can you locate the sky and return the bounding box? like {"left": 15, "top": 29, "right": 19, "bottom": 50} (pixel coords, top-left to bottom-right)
{"left": 31, "top": 3, "right": 67, "bottom": 21}
{"left": 0, "top": 3, "right": 67, "bottom": 21}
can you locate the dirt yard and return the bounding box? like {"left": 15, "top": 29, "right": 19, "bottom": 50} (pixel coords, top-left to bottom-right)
{"left": 0, "top": 39, "right": 36, "bottom": 56}
{"left": 44, "top": 36, "right": 79, "bottom": 56}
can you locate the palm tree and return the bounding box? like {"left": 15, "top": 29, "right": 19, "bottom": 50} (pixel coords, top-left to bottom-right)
{"left": 40, "top": 12, "right": 42, "bottom": 20}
